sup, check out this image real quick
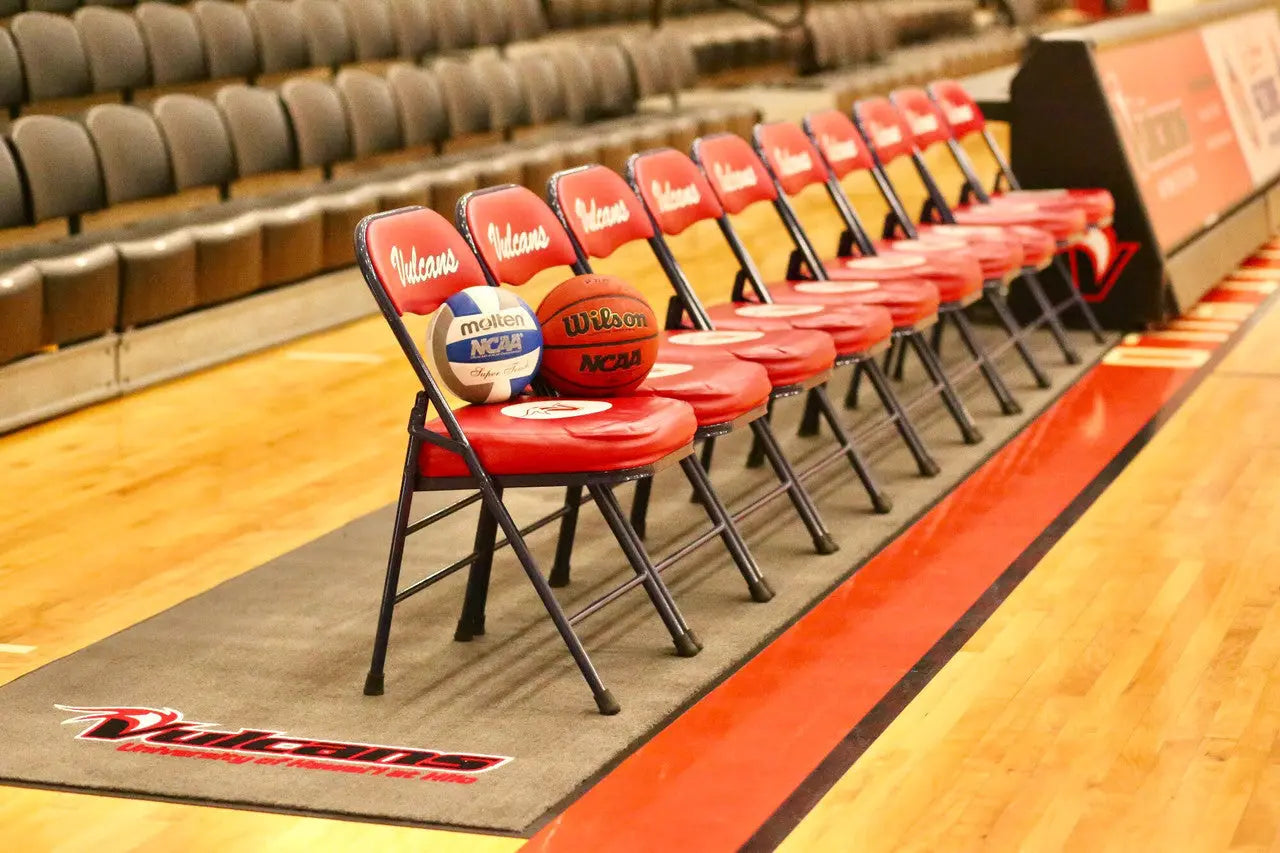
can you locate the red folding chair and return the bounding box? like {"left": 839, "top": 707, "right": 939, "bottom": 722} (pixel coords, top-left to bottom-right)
{"left": 456, "top": 182, "right": 804, "bottom": 601}
{"left": 925, "top": 80, "right": 1109, "bottom": 344}
{"left": 657, "top": 134, "right": 986, "bottom": 447}
{"left": 355, "top": 205, "right": 704, "bottom": 716}
{"left": 549, "top": 163, "right": 899, "bottom": 547}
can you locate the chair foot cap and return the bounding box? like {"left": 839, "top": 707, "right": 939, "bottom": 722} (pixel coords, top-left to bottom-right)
{"left": 595, "top": 690, "right": 621, "bottom": 716}
{"left": 748, "top": 577, "right": 775, "bottom": 603}
{"left": 814, "top": 534, "right": 840, "bottom": 555}
{"left": 363, "top": 673, "right": 385, "bottom": 696}
{"left": 674, "top": 632, "right": 701, "bottom": 657}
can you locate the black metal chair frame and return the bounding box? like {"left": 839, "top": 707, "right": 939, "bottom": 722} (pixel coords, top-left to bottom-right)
{"left": 628, "top": 146, "right": 904, "bottom": 514}
{"left": 455, "top": 183, "right": 788, "bottom": 607}
{"left": 547, "top": 164, "right": 843, "bottom": 563}
{"left": 923, "top": 83, "right": 1108, "bottom": 346}
{"left": 355, "top": 206, "right": 705, "bottom": 717}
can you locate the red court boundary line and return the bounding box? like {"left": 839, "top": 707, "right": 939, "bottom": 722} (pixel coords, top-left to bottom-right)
{"left": 523, "top": 282, "right": 1272, "bottom": 853}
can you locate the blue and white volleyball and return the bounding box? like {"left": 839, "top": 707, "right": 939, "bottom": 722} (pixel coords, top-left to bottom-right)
{"left": 428, "top": 287, "right": 543, "bottom": 404}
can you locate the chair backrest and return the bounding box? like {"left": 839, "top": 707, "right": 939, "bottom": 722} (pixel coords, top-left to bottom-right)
{"left": 431, "top": 0, "right": 478, "bottom": 51}
{"left": 928, "top": 80, "right": 986, "bottom": 140}
{"left": 85, "top": 104, "right": 176, "bottom": 205}
{"left": 753, "top": 121, "right": 831, "bottom": 197}
{"left": 387, "top": 0, "right": 435, "bottom": 59}
{"left": 0, "top": 29, "right": 24, "bottom": 114}
{"left": 136, "top": 2, "right": 209, "bottom": 87}
{"left": 386, "top": 63, "right": 449, "bottom": 149}
{"left": 192, "top": 0, "right": 260, "bottom": 80}
{"left": 297, "top": 0, "right": 355, "bottom": 68}
{"left": 852, "top": 97, "right": 917, "bottom": 165}
{"left": 358, "top": 205, "right": 487, "bottom": 317}
{"left": 802, "top": 109, "right": 876, "bottom": 179}
{"left": 74, "top": 8, "right": 150, "bottom": 94}
{"left": 246, "top": 0, "right": 309, "bottom": 74}
{"left": 152, "top": 94, "right": 237, "bottom": 191}
{"left": 627, "top": 147, "right": 724, "bottom": 236}
{"left": 691, "top": 133, "right": 776, "bottom": 215}
{"left": 433, "top": 58, "right": 493, "bottom": 137}
{"left": 549, "top": 164, "right": 654, "bottom": 260}
{"left": 215, "top": 84, "right": 297, "bottom": 178}
{"left": 10, "top": 12, "right": 92, "bottom": 103}
{"left": 890, "top": 88, "right": 952, "bottom": 151}
{"left": 341, "top": 0, "right": 397, "bottom": 62}
{"left": 0, "top": 140, "right": 29, "bottom": 229}
{"left": 280, "top": 78, "right": 352, "bottom": 169}
{"left": 10, "top": 115, "right": 106, "bottom": 223}
{"left": 334, "top": 69, "right": 403, "bottom": 160}
{"left": 458, "top": 184, "right": 579, "bottom": 287}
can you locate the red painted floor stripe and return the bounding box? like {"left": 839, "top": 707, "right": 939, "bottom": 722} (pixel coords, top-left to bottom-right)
{"left": 523, "top": 286, "right": 1258, "bottom": 853}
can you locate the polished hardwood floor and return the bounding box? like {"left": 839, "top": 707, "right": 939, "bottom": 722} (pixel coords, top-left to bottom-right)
{"left": 7, "top": 129, "right": 1278, "bottom": 850}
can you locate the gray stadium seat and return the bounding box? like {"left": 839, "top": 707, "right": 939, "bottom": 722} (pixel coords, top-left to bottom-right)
{"left": 192, "top": 0, "right": 260, "bottom": 81}
{"left": 10, "top": 115, "right": 105, "bottom": 224}
{"left": 333, "top": 69, "right": 402, "bottom": 162}
{"left": 136, "top": 3, "right": 209, "bottom": 87}
{"left": 247, "top": 0, "right": 310, "bottom": 75}
{"left": 385, "top": 63, "right": 448, "bottom": 151}
{"left": 430, "top": 0, "right": 477, "bottom": 51}
{"left": 340, "top": 0, "right": 396, "bottom": 62}
{"left": 23, "top": 0, "right": 78, "bottom": 13}
{"left": 74, "top": 8, "right": 150, "bottom": 95}
{"left": 214, "top": 85, "right": 298, "bottom": 178}
{"left": 10, "top": 12, "right": 93, "bottom": 103}
{"left": 386, "top": 0, "right": 435, "bottom": 59}
{"left": 0, "top": 30, "right": 23, "bottom": 116}
{"left": 297, "top": 0, "right": 355, "bottom": 69}
{"left": 151, "top": 94, "right": 237, "bottom": 191}
{"left": 279, "top": 77, "right": 352, "bottom": 169}
{"left": 0, "top": 138, "right": 28, "bottom": 230}
{"left": 84, "top": 104, "right": 176, "bottom": 206}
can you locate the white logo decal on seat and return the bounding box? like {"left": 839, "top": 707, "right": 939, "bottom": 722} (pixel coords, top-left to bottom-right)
{"left": 820, "top": 134, "right": 860, "bottom": 165}
{"left": 944, "top": 104, "right": 975, "bottom": 126}
{"left": 712, "top": 161, "right": 758, "bottom": 193}
{"left": 652, "top": 180, "right": 702, "bottom": 214}
{"left": 794, "top": 281, "right": 879, "bottom": 294}
{"left": 574, "top": 197, "right": 631, "bottom": 234}
{"left": 909, "top": 114, "right": 939, "bottom": 135}
{"left": 771, "top": 147, "right": 813, "bottom": 178}
{"left": 646, "top": 362, "right": 695, "bottom": 379}
{"left": 844, "top": 255, "right": 926, "bottom": 269}
{"left": 873, "top": 125, "right": 902, "bottom": 148}
{"left": 667, "top": 330, "right": 765, "bottom": 345}
{"left": 487, "top": 222, "right": 551, "bottom": 261}
{"left": 388, "top": 246, "right": 460, "bottom": 286}
{"left": 734, "top": 304, "right": 823, "bottom": 317}
{"left": 499, "top": 400, "right": 613, "bottom": 419}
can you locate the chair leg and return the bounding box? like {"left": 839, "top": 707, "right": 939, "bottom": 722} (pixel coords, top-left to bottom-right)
{"left": 363, "top": 437, "right": 420, "bottom": 697}
{"left": 1019, "top": 269, "right": 1080, "bottom": 366}
{"left": 930, "top": 318, "right": 945, "bottom": 354}
{"left": 679, "top": 455, "right": 774, "bottom": 603}
{"left": 986, "top": 286, "right": 1053, "bottom": 389}
{"left": 589, "top": 483, "right": 701, "bottom": 657}
{"left": 811, "top": 384, "right": 893, "bottom": 514}
{"left": 455, "top": 487, "right": 500, "bottom": 641}
{"left": 905, "top": 329, "right": 984, "bottom": 444}
{"left": 892, "top": 334, "right": 909, "bottom": 380}
{"left": 745, "top": 399, "right": 773, "bottom": 468}
{"left": 748, "top": 417, "right": 839, "bottom": 554}
{"left": 1054, "top": 254, "right": 1106, "bottom": 343}
{"left": 861, "top": 356, "right": 940, "bottom": 477}
{"left": 631, "top": 476, "right": 654, "bottom": 538}
{"left": 844, "top": 360, "right": 863, "bottom": 409}
{"left": 484, "top": 479, "right": 620, "bottom": 715}
{"left": 798, "top": 388, "right": 823, "bottom": 437}
{"left": 949, "top": 307, "right": 1023, "bottom": 416}
{"left": 549, "top": 484, "right": 582, "bottom": 588}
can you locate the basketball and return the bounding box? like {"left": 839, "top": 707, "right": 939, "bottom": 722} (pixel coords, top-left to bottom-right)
{"left": 427, "top": 286, "right": 543, "bottom": 404}
{"left": 536, "top": 274, "right": 660, "bottom": 396}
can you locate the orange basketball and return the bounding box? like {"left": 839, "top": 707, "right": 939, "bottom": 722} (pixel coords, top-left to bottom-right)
{"left": 536, "top": 274, "right": 660, "bottom": 396}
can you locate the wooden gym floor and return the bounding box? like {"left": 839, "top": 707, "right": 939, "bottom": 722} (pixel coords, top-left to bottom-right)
{"left": 5, "top": 135, "right": 1280, "bottom": 850}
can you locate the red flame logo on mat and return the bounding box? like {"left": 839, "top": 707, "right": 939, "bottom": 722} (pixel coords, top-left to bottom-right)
{"left": 57, "top": 705, "right": 193, "bottom": 740}
{"left": 53, "top": 704, "right": 511, "bottom": 777}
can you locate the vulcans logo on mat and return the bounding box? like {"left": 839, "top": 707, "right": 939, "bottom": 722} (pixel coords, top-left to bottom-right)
{"left": 574, "top": 197, "right": 630, "bottom": 233}
{"left": 711, "top": 162, "right": 757, "bottom": 192}
{"left": 771, "top": 147, "right": 812, "bottom": 177}
{"left": 389, "top": 245, "right": 460, "bottom": 285}
{"left": 652, "top": 180, "right": 701, "bottom": 213}
{"left": 488, "top": 222, "right": 551, "bottom": 261}
{"left": 55, "top": 705, "right": 512, "bottom": 781}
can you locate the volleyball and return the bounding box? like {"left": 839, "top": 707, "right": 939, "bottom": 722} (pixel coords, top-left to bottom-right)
{"left": 428, "top": 286, "right": 543, "bottom": 404}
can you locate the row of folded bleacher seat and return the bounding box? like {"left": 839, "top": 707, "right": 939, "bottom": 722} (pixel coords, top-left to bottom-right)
{"left": 0, "top": 0, "right": 987, "bottom": 117}
{"left": 0, "top": 37, "right": 759, "bottom": 365}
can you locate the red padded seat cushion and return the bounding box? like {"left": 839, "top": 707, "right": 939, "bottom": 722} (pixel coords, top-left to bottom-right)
{"left": 704, "top": 301, "right": 893, "bottom": 357}
{"left": 954, "top": 201, "right": 1087, "bottom": 243}
{"left": 893, "top": 231, "right": 1022, "bottom": 280}
{"left": 419, "top": 396, "right": 697, "bottom": 478}
{"left": 660, "top": 328, "right": 835, "bottom": 388}
{"left": 995, "top": 188, "right": 1114, "bottom": 227}
{"left": 637, "top": 351, "right": 772, "bottom": 426}
{"left": 766, "top": 278, "right": 939, "bottom": 328}
{"left": 829, "top": 250, "right": 983, "bottom": 304}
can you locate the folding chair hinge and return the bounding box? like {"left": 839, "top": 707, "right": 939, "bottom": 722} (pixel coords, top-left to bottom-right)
{"left": 882, "top": 213, "right": 907, "bottom": 240}
{"left": 837, "top": 229, "right": 857, "bottom": 259}
{"left": 665, "top": 294, "right": 690, "bottom": 329}
{"left": 993, "top": 170, "right": 1009, "bottom": 194}
{"left": 920, "top": 198, "right": 942, "bottom": 225}
{"left": 732, "top": 268, "right": 754, "bottom": 302}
